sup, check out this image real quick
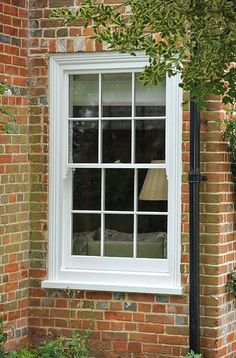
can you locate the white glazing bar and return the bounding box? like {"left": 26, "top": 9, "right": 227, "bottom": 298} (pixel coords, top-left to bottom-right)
{"left": 67, "top": 116, "right": 166, "bottom": 121}
{"left": 67, "top": 163, "right": 167, "bottom": 169}
{"left": 133, "top": 168, "right": 137, "bottom": 258}
{"left": 68, "top": 75, "right": 72, "bottom": 118}
{"left": 101, "top": 168, "right": 105, "bottom": 257}
{"left": 135, "top": 211, "right": 168, "bottom": 216}
{"left": 133, "top": 116, "right": 166, "bottom": 120}
{"left": 68, "top": 171, "right": 73, "bottom": 256}
{"left": 98, "top": 73, "right": 102, "bottom": 164}
{"left": 64, "top": 74, "right": 71, "bottom": 173}
{"left": 131, "top": 72, "right": 135, "bottom": 164}
{"left": 71, "top": 210, "right": 168, "bottom": 215}
{"left": 71, "top": 210, "right": 102, "bottom": 214}
{"left": 68, "top": 118, "right": 99, "bottom": 121}
{"left": 68, "top": 121, "right": 73, "bottom": 164}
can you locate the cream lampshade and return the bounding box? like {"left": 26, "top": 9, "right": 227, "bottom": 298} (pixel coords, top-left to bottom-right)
{"left": 139, "top": 160, "right": 168, "bottom": 201}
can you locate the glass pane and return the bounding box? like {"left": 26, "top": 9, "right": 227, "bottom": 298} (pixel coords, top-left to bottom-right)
{"left": 73, "top": 169, "right": 101, "bottom": 210}
{"left": 102, "top": 120, "right": 131, "bottom": 163}
{"left": 105, "top": 169, "right": 134, "bottom": 211}
{"left": 135, "top": 120, "right": 165, "bottom": 163}
{"left": 135, "top": 74, "right": 166, "bottom": 116}
{"left": 69, "top": 121, "right": 98, "bottom": 163}
{"left": 104, "top": 214, "right": 133, "bottom": 257}
{"left": 102, "top": 73, "right": 132, "bottom": 117}
{"left": 70, "top": 74, "right": 99, "bottom": 118}
{"left": 72, "top": 214, "right": 100, "bottom": 256}
{"left": 137, "top": 215, "right": 167, "bottom": 258}
{"left": 138, "top": 168, "right": 168, "bottom": 212}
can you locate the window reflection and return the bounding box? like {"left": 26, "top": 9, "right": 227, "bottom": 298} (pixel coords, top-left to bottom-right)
{"left": 135, "top": 74, "right": 166, "bottom": 116}
{"left": 104, "top": 214, "right": 133, "bottom": 257}
{"left": 72, "top": 214, "right": 101, "bottom": 256}
{"left": 73, "top": 169, "right": 101, "bottom": 210}
{"left": 102, "top": 73, "right": 132, "bottom": 117}
{"left": 69, "top": 121, "right": 98, "bottom": 163}
{"left": 102, "top": 120, "right": 131, "bottom": 163}
{"left": 70, "top": 74, "right": 99, "bottom": 118}
{"left": 137, "top": 215, "right": 167, "bottom": 258}
{"left": 105, "top": 169, "right": 134, "bottom": 211}
{"left": 135, "top": 120, "right": 165, "bottom": 163}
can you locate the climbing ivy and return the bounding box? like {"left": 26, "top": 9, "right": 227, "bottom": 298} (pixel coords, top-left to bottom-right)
{"left": 52, "top": 0, "right": 236, "bottom": 110}
{"left": 218, "top": 109, "right": 236, "bottom": 181}
{"left": 0, "top": 82, "right": 14, "bottom": 133}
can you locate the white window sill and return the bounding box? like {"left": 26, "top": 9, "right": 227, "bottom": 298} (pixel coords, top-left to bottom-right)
{"left": 42, "top": 280, "right": 183, "bottom": 295}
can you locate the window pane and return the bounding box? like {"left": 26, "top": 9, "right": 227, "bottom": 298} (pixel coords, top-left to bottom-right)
{"left": 138, "top": 168, "right": 168, "bottom": 212}
{"left": 105, "top": 169, "right": 134, "bottom": 211}
{"left": 135, "top": 120, "right": 165, "bottom": 163}
{"left": 104, "top": 214, "right": 133, "bottom": 257}
{"left": 73, "top": 169, "right": 101, "bottom": 210}
{"left": 69, "top": 121, "right": 98, "bottom": 163}
{"left": 102, "top": 73, "right": 132, "bottom": 117}
{"left": 137, "top": 215, "right": 167, "bottom": 258}
{"left": 135, "top": 74, "right": 166, "bottom": 116}
{"left": 72, "top": 214, "right": 100, "bottom": 256}
{"left": 102, "top": 120, "right": 131, "bottom": 163}
{"left": 70, "top": 74, "right": 99, "bottom": 118}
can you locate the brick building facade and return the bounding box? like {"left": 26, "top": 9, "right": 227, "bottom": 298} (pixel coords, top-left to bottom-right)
{"left": 0, "top": 1, "right": 236, "bottom": 357}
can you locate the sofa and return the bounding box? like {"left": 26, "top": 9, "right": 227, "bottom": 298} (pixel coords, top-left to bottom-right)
{"left": 73, "top": 229, "right": 167, "bottom": 258}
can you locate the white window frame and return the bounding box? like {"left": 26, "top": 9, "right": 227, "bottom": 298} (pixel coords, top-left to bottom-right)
{"left": 42, "top": 52, "right": 183, "bottom": 294}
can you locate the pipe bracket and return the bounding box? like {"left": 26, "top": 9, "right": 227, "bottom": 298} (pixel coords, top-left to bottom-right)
{"left": 188, "top": 171, "right": 208, "bottom": 183}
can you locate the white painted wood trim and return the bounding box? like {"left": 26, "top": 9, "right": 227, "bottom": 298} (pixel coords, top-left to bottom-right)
{"left": 42, "top": 280, "right": 183, "bottom": 295}
{"left": 46, "top": 52, "right": 182, "bottom": 294}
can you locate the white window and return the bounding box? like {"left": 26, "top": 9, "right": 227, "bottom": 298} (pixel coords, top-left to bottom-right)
{"left": 42, "top": 52, "right": 182, "bottom": 294}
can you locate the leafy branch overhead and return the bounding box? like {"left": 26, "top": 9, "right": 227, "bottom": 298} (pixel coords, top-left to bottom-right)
{"left": 52, "top": 0, "right": 236, "bottom": 109}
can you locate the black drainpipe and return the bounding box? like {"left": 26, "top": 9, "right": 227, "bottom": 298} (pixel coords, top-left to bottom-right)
{"left": 188, "top": 101, "right": 207, "bottom": 352}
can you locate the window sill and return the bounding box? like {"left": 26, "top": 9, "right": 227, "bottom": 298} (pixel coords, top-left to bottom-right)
{"left": 42, "top": 279, "right": 183, "bottom": 295}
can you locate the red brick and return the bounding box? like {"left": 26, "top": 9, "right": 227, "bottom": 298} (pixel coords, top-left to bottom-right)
{"left": 129, "top": 332, "right": 157, "bottom": 343}
{"left": 146, "top": 314, "right": 174, "bottom": 324}
{"left": 112, "top": 341, "right": 127, "bottom": 352}
{"left": 143, "top": 344, "right": 172, "bottom": 353}
{"left": 105, "top": 311, "right": 132, "bottom": 321}
{"left": 159, "top": 335, "right": 188, "bottom": 345}
{"left": 128, "top": 342, "right": 142, "bottom": 353}
{"left": 138, "top": 323, "right": 164, "bottom": 334}
{"left": 0, "top": 155, "right": 12, "bottom": 163}
{"left": 102, "top": 332, "right": 127, "bottom": 341}
{"left": 4, "top": 263, "right": 19, "bottom": 273}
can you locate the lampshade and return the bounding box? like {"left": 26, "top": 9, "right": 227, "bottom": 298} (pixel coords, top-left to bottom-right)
{"left": 139, "top": 160, "right": 168, "bottom": 201}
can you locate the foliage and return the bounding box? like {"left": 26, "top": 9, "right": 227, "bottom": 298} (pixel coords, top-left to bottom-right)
{"left": 184, "top": 351, "right": 202, "bottom": 358}
{"left": 0, "top": 314, "right": 92, "bottom": 358}
{"left": 226, "top": 270, "right": 236, "bottom": 299}
{"left": 37, "top": 331, "right": 92, "bottom": 358}
{"left": 0, "top": 316, "right": 7, "bottom": 358}
{"left": 65, "top": 329, "right": 92, "bottom": 358}
{"left": 8, "top": 349, "right": 36, "bottom": 358}
{"left": 51, "top": 0, "right": 236, "bottom": 109}
{"left": 0, "top": 82, "right": 14, "bottom": 133}
{"left": 218, "top": 109, "right": 236, "bottom": 181}
{"left": 36, "top": 338, "right": 65, "bottom": 358}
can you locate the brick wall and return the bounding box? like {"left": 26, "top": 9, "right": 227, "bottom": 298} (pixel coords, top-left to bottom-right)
{"left": 0, "top": 0, "right": 29, "bottom": 351}
{"left": 27, "top": 2, "right": 236, "bottom": 357}
{"left": 199, "top": 109, "right": 236, "bottom": 357}
{"left": 0, "top": 0, "right": 236, "bottom": 356}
